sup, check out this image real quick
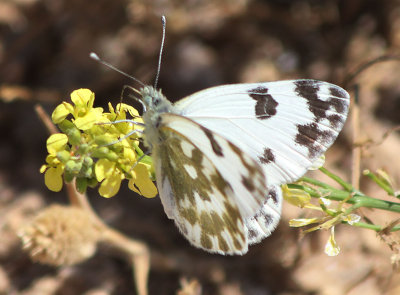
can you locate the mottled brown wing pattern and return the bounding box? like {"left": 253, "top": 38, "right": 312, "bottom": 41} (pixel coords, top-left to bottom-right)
{"left": 152, "top": 114, "right": 267, "bottom": 255}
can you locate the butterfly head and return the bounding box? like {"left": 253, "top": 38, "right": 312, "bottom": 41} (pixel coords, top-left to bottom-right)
{"left": 140, "top": 86, "right": 173, "bottom": 113}
{"left": 140, "top": 85, "right": 174, "bottom": 148}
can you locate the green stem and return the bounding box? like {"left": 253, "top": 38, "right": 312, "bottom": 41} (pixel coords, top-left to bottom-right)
{"left": 342, "top": 204, "right": 359, "bottom": 215}
{"left": 287, "top": 184, "right": 400, "bottom": 213}
{"left": 350, "top": 195, "right": 400, "bottom": 213}
{"left": 300, "top": 176, "right": 337, "bottom": 190}
{"left": 131, "top": 141, "right": 144, "bottom": 157}
{"left": 320, "top": 190, "right": 400, "bottom": 213}
{"left": 349, "top": 222, "right": 400, "bottom": 232}
{"left": 319, "top": 167, "right": 354, "bottom": 192}
{"left": 363, "top": 170, "right": 395, "bottom": 196}
{"left": 289, "top": 168, "right": 400, "bottom": 234}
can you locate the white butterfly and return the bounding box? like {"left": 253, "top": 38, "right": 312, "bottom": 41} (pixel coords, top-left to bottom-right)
{"left": 91, "top": 17, "right": 349, "bottom": 255}
{"left": 138, "top": 79, "right": 349, "bottom": 255}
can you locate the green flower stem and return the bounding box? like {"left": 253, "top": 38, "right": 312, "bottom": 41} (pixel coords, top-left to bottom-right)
{"left": 342, "top": 204, "right": 359, "bottom": 215}
{"left": 363, "top": 169, "right": 395, "bottom": 196}
{"left": 349, "top": 222, "right": 400, "bottom": 232}
{"left": 131, "top": 141, "right": 144, "bottom": 157}
{"left": 290, "top": 167, "right": 400, "bottom": 234}
{"left": 350, "top": 195, "right": 400, "bottom": 213}
{"left": 140, "top": 155, "right": 153, "bottom": 166}
{"left": 287, "top": 184, "right": 400, "bottom": 214}
{"left": 319, "top": 166, "right": 354, "bottom": 192}
{"left": 300, "top": 176, "right": 337, "bottom": 190}
{"left": 320, "top": 190, "right": 400, "bottom": 214}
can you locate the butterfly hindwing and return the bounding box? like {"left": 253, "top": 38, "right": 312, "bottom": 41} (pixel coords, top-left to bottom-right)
{"left": 174, "top": 79, "right": 350, "bottom": 186}
{"left": 152, "top": 113, "right": 268, "bottom": 254}
{"left": 245, "top": 185, "right": 283, "bottom": 245}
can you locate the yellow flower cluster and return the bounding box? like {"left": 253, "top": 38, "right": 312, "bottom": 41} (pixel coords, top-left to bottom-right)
{"left": 40, "top": 89, "right": 157, "bottom": 198}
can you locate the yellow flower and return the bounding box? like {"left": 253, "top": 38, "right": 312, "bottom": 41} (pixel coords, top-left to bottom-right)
{"left": 282, "top": 184, "right": 312, "bottom": 208}
{"left": 71, "top": 89, "right": 94, "bottom": 115}
{"left": 122, "top": 144, "right": 137, "bottom": 162}
{"left": 289, "top": 218, "right": 322, "bottom": 227}
{"left": 46, "top": 133, "right": 68, "bottom": 155}
{"left": 51, "top": 89, "right": 95, "bottom": 126}
{"left": 44, "top": 165, "right": 64, "bottom": 192}
{"left": 73, "top": 106, "right": 104, "bottom": 130}
{"left": 42, "top": 88, "right": 157, "bottom": 199}
{"left": 94, "top": 159, "right": 114, "bottom": 182}
{"left": 52, "top": 103, "right": 73, "bottom": 124}
{"left": 95, "top": 159, "right": 124, "bottom": 198}
{"left": 98, "top": 170, "right": 124, "bottom": 198}
{"left": 41, "top": 134, "right": 69, "bottom": 192}
{"left": 128, "top": 163, "right": 158, "bottom": 198}
{"left": 50, "top": 89, "right": 104, "bottom": 131}
{"left": 106, "top": 103, "right": 144, "bottom": 140}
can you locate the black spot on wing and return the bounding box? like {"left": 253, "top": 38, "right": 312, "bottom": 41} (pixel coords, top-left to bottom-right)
{"left": 248, "top": 86, "right": 278, "bottom": 120}
{"left": 258, "top": 148, "right": 275, "bottom": 164}
{"left": 294, "top": 80, "right": 348, "bottom": 129}
{"left": 329, "top": 87, "right": 348, "bottom": 113}
{"left": 253, "top": 205, "right": 274, "bottom": 225}
{"left": 248, "top": 228, "right": 258, "bottom": 240}
{"left": 263, "top": 214, "right": 273, "bottom": 225}
{"left": 269, "top": 188, "right": 278, "bottom": 204}
{"left": 295, "top": 80, "right": 320, "bottom": 102}
{"left": 201, "top": 126, "right": 224, "bottom": 157}
{"left": 330, "top": 86, "right": 348, "bottom": 100}
{"left": 295, "top": 122, "right": 335, "bottom": 158}
{"left": 327, "top": 114, "right": 344, "bottom": 129}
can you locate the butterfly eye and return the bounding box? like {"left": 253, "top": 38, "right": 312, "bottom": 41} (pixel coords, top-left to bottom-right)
{"left": 153, "top": 97, "right": 161, "bottom": 106}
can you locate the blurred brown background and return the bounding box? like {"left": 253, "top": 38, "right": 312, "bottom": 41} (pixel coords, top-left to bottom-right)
{"left": 1, "top": 0, "right": 400, "bottom": 294}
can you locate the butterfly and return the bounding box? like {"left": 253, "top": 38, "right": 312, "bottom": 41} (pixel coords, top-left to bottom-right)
{"left": 137, "top": 79, "right": 349, "bottom": 255}
{"left": 90, "top": 14, "right": 349, "bottom": 254}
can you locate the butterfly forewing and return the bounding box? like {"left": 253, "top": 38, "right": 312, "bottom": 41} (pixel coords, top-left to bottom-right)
{"left": 153, "top": 113, "right": 267, "bottom": 254}
{"left": 174, "top": 79, "right": 350, "bottom": 186}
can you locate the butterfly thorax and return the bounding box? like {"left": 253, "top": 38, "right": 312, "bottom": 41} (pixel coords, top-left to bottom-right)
{"left": 141, "top": 86, "right": 175, "bottom": 148}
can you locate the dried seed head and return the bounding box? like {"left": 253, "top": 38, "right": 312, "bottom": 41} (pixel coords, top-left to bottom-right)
{"left": 19, "top": 205, "right": 102, "bottom": 266}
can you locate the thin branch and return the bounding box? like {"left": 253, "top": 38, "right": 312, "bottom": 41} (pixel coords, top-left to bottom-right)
{"left": 351, "top": 84, "right": 361, "bottom": 190}
{"left": 343, "top": 55, "right": 400, "bottom": 88}
{"left": 101, "top": 228, "right": 150, "bottom": 295}
{"left": 35, "top": 104, "right": 58, "bottom": 134}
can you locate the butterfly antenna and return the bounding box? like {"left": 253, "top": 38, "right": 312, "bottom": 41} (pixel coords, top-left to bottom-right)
{"left": 154, "top": 15, "right": 166, "bottom": 89}
{"left": 90, "top": 52, "right": 145, "bottom": 87}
